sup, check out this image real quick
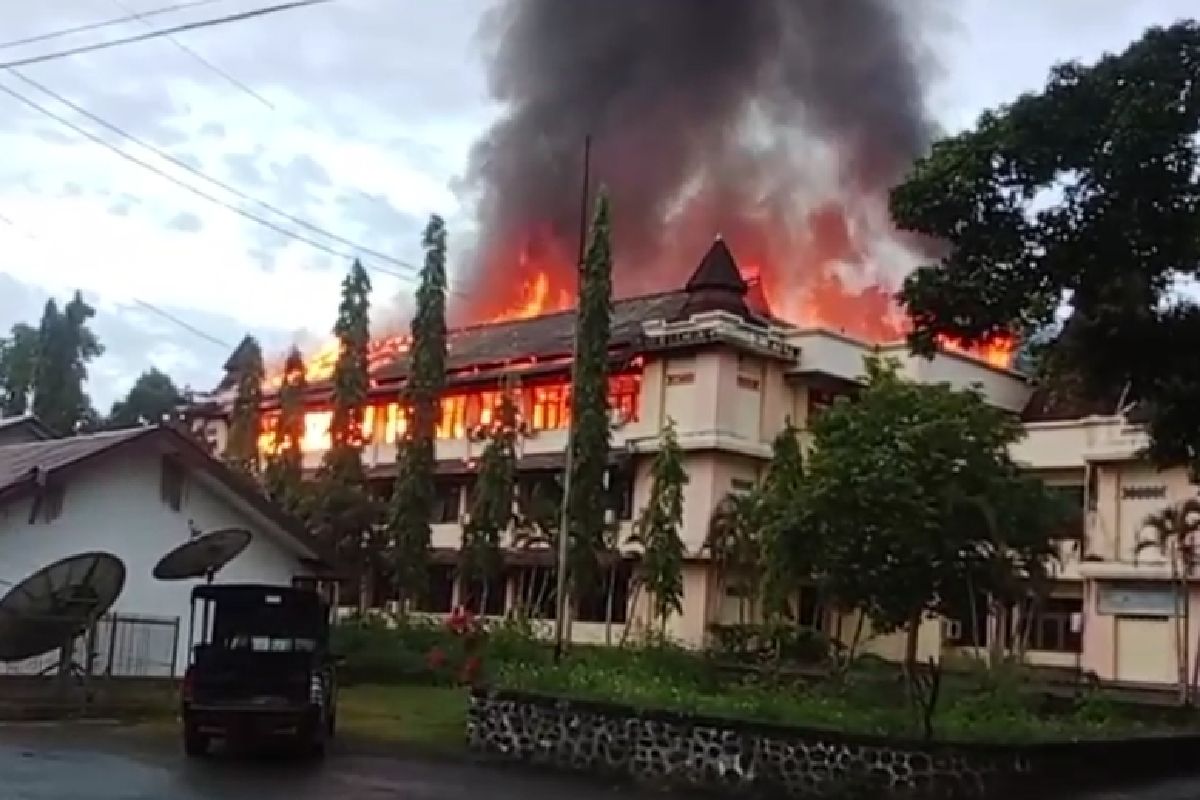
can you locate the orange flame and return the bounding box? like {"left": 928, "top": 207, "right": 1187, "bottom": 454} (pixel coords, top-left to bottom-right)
{"left": 936, "top": 334, "right": 1018, "bottom": 371}
{"left": 487, "top": 271, "right": 571, "bottom": 324}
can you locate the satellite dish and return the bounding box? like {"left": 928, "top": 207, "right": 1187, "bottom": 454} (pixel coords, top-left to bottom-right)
{"left": 0, "top": 552, "right": 126, "bottom": 662}
{"left": 153, "top": 527, "right": 252, "bottom": 582}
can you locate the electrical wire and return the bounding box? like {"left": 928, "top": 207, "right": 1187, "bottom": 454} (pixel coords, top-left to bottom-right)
{"left": 0, "top": 0, "right": 331, "bottom": 70}
{"left": 0, "top": 77, "right": 420, "bottom": 277}
{"left": 10, "top": 70, "right": 421, "bottom": 274}
{"left": 131, "top": 299, "right": 233, "bottom": 350}
{"left": 107, "top": 0, "right": 277, "bottom": 111}
{"left": 0, "top": 0, "right": 229, "bottom": 52}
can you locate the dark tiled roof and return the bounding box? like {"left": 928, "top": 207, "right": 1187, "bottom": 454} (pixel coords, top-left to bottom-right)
{"left": 372, "top": 290, "right": 690, "bottom": 383}
{"left": 0, "top": 415, "right": 57, "bottom": 441}
{"left": 685, "top": 238, "right": 747, "bottom": 294}
{"left": 0, "top": 428, "right": 148, "bottom": 491}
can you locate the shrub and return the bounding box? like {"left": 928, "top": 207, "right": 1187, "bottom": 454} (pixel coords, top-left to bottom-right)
{"left": 707, "top": 623, "right": 835, "bottom": 667}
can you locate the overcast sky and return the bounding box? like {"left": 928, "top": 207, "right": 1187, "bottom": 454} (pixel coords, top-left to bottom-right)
{"left": 0, "top": 0, "right": 1195, "bottom": 410}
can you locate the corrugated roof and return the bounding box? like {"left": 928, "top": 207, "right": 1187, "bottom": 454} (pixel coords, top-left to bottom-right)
{"left": 0, "top": 428, "right": 151, "bottom": 493}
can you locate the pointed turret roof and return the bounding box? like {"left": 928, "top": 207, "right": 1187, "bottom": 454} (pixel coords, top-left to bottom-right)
{"left": 677, "top": 236, "right": 752, "bottom": 320}
{"left": 685, "top": 236, "right": 748, "bottom": 294}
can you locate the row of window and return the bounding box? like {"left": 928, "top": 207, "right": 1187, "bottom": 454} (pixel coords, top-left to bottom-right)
{"left": 947, "top": 597, "right": 1084, "bottom": 653}
{"left": 259, "top": 374, "right": 642, "bottom": 454}
{"left": 366, "top": 468, "right": 635, "bottom": 524}
{"left": 355, "top": 563, "right": 635, "bottom": 624}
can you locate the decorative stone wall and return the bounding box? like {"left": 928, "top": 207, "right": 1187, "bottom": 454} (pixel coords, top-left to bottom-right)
{"left": 467, "top": 688, "right": 1200, "bottom": 798}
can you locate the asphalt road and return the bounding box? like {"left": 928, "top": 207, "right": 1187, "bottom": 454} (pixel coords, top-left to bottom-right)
{"left": 2, "top": 723, "right": 1199, "bottom": 800}
{"left": 0, "top": 724, "right": 642, "bottom": 800}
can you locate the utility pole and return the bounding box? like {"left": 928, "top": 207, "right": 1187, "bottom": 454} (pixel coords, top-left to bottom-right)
{"left": 553, "top": 135, "right": 592, "bottom": 661}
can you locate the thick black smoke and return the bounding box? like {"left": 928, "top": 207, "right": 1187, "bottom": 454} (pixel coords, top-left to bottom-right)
{"left": 460, "top": 0, "right": 941, "bottom": 321}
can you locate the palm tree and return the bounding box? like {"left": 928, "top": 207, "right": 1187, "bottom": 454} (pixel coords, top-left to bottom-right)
{"left": 1135, "top": 497, "right": 1200, "bottom": 705}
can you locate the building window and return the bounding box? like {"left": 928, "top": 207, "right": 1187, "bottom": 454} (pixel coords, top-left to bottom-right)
{"left": 437, "top": 395, "right": 468, "bottom": 440}
{"left": 511, "top": 566, "right": 557, "bottom": 619}
{"left": 575, "top": 561, "right": 632, "bottom": 624}
{"left": 417, "top": 565, "right": 456, "bottom": 614}
{"left": 29, "top": 484, "right": 65, "bottom": 524}
{"left": 160, "top": 456, "right": 185, "bottom": 512}
{"left": 530, "top": 384, "right": 570, "bottom": 431}
{"left": 607, "top": 466, "right": 634, "bottom": 521}
{"left": 666, "top": 372, "right": 695, "bottom": 387}
{"left": 1026, "top": 598, "right": 1083, "bottom": 653}
{"left": 736, "top": 375, "right": 761, "bottom": 391}
{"left": 1045, "top": 484, "right": 1085, "bottom": 540}
{"left": 730, "top": 477, "right": 755, "bottom": 494}
{"left": 461, "top": 574, "right": 506, "bottom": 617}
{"left": 945, "top": 592, "right": 990, "bottom": 647}
{"left": 432, "top": 481, "right": 463, "bottom": 524}
{"left": 807, "top": 387, "right": 847, "bottom": 423}
{"left": 797, "top": 585, "right": 824, "bottom": 631}
{"left": 609, "top": 374, "right": 641, "bottom": 423}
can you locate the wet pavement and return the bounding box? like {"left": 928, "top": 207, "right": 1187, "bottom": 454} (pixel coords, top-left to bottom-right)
{"left": 2, "top": 723, "right": 1200, "bottom": 800}
{"left": 0, "top": 723, "right": 639, "bottom": 800}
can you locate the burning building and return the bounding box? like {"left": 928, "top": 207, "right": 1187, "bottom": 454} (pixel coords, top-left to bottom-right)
{"left": 187, "top": 239, "right": 1031, "bottom": 650}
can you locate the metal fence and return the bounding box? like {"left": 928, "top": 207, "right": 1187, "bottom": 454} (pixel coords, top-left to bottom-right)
{"left": 0, "top": 612, "right": 181, "bottom": 677}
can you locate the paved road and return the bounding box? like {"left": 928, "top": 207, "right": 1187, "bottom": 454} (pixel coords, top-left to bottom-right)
{"left": 2, "top": 724, "right": 1199, "bottom": 800}
{"left": 0, "top": 724, "right": 641, "bottom": 800}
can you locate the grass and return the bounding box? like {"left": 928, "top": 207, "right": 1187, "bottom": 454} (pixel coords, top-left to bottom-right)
{"left": 337, "top": 684, "right": 468, "bottom": 753}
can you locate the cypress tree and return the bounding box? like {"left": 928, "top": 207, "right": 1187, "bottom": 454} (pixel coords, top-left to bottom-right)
{"left": 33, "top": 292, "right": 103, "bottom": 434}
{"left": 630, "top": 419, "right": 688, "bottom": 633}
{"left": 460, "top": 375, "right": 519, "bottom": 602}
{"left": 264, "top": 347, "right": 308, "bottom": 514}
{"left": 566, "top": 191, "right": 614, "bottom": 595}
{"left": 758, "top": 419, "right": 807, "bottom": 618}
{"left": 310, "top": 261, "right": 378, "bottom": 605}
{"left": 224, "top": 336, "right": 265, "bottom": 476}
{"left": 389, "top": 215, "right": 448, "bottom": 607}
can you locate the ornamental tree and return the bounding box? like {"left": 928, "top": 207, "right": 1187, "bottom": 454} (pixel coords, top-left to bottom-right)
{"left": 224, "top": 335, "right": 265, "bottom": 476}
{"left": 566, "top": 190, "right": 614, "bottom": 594}
{"left": 891, "top": 22, "right": 1200, "bottom": 473}
{"left": 107, "top": 368, "right": 185, "bottom": 429}
{"left": 389, "top": 215, "right": 449, "bottom": 607}
{"left": 459, "top": 375, "right": 519, "bottom": 599}
{"left": 32, "top": 292, "right": 103, "bottom": 435}
{"left": 310, "top": 261, "right": 378, "bottom": 607}
{"left": 0, "top": 323, "right": 38, "bottom": 417}
{"left": 263, "top": 347, "right": 307, "bottom": 516}
{"left": 630, "top": 418, "right": 688, "bottom": 634}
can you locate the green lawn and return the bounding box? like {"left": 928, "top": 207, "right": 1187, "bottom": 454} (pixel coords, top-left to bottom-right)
{"left": 337, "top": 684, "right": 468, "bottom": 752}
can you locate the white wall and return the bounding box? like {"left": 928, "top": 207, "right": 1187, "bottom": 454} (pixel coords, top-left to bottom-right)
{"left": 0, "top": 448, "right": 311, "bottom": 675}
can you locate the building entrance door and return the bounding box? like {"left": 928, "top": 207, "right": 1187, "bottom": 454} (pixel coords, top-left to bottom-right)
{"left": 1114, "top": 616, "right": 1175, "bottom": 685}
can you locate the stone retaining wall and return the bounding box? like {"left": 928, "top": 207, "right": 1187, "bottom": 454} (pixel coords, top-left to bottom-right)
{"left": 467, "top": 688, "right": 1200, "bottom": 798}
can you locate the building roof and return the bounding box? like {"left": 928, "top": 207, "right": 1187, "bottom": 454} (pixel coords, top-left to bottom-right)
{"left": 0, "top": 415, "right": 57, "bottom": 441}
{"left": 0, "top": 425, "right": 329, "bottom": 569}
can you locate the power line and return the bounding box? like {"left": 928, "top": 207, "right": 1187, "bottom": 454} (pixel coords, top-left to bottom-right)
{"left": 132, "top": 299, "right": 232, "bottom": 350}
{"left": 10, "top": 69, "right": 419, "bottom": 273}
{"left": 0, "top": 77, "right": 420, "bottom": 278}
{"left": 0, "top": 0, "right": 331, "bottom": 71}
{"left": 0, "top": 0, "right": 229, "bottom": 52}
{"left": 107, "top": 0, "right": 277, "bottom": 111}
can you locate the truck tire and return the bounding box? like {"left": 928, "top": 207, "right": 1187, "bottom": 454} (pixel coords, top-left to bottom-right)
{"left": 183, "top": 724, "right": 209, "bottom": 757}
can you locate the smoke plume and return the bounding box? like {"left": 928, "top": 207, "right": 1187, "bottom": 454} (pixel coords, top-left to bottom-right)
{"left": 458, "top": 0, "right": 943, "bottom": 335}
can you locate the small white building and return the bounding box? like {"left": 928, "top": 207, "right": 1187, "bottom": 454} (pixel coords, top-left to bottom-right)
{"left": 0, "top": 423, "right": 328, "bottom": 676}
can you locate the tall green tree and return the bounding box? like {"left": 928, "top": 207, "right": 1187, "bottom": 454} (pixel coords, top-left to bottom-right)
{"left": 389, "top": 216, "right": 448, "bottom": 607}
{"left": 224, "top": 336, "right": 265, "bottom": 476}
{"left": 793, "top": 357, "right": 1061, "bottom": 735}
{"left": 459, "top": 376, "right": 519, "bottom": 604}
{"left": 757, "top": 420, "right": 807, "bottom": 618}
{"left": 0, "top": 323, "right": 38, "bottom": 417}
{"left": 891, "top": 22, "right": 1200, "bottom": 473}
{"left": 263, "top": 347, "right": 308, "bottom": 515}
{"left": 32, "top": 292, "right": 103, "bottom": 434}
{"left": 311, "top": 261, "right": 377, "bottom": 606}
{"left": 629, "top": 418, "right": 688, "bottom": 634}
{"left": 108, "top": 368, "right": 185, "bottom": 429}
{"left": 705, "top": 491, "right": 764, "bottom": 623}
{"left": 566, "top": 191, "right": 614, "bottom": 595}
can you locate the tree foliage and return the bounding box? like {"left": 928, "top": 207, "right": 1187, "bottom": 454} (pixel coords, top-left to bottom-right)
{"left": 891, "top": 21, "right": 1200, "bottom": 472}
{"left": 796, "top": 359, "right": 1062, "bottom": 652}
{"left": 107, "top": 368, "right": 185, "bottom": 429}
{"left": 310, "top": 261, "right": 377, "bottom": 590}
{"left": 630, "top": 418, "right": 688, "bottom": 631}
{"left": 460, "top": 376, "right": 520, "bottom": 593}
{"left": 224, "top": 336, "right": 265, "bottom": 477}
{"left": 263, "top": 347, "right": 308, "bottom": 515}
{"left": 31, "top": 292, "right": 103, "bottom": 434}
{"left": 758, "top": 420, "right": 807, "bottom": 618}
{"left": 567, "top": 191, "right": 614, "bottom": 592}
{"left": 390, "top": 216, "right": 449, "bottom": 605}
{"left": 0, "top": 323, "right": 38, "bottom": 417}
